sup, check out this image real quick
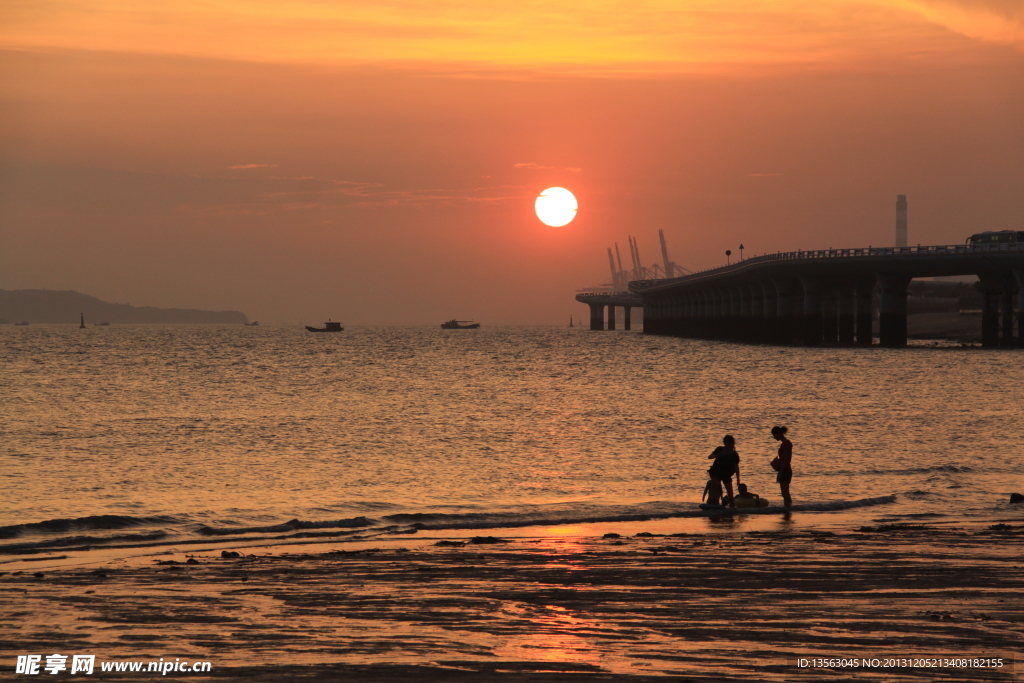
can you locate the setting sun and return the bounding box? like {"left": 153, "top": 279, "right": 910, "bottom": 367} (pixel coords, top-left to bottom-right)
{"left": 535, "top": 187, "right": 578, "bottom": 227}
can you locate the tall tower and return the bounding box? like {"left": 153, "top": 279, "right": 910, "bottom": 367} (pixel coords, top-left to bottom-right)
{"left": 607, "top": 247, "right": 621, "bottom": 290}
{"left": 658, "top": 229, "right": 675, "bottom": 278}
{"left": 896, "top": 194, "right": 908, "bottom": 248}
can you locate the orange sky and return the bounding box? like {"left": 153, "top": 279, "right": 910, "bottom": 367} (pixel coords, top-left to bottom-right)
{"left": 1, "top": 0, "right": 1022, "bottom": 323}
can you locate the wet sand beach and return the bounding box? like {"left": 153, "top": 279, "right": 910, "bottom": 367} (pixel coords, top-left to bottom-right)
{"left": 3, "top": 524, "right": 1021, "bottom": 682}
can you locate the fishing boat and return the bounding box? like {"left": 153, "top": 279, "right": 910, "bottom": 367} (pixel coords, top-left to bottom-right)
{"left": 441, "top": 319, "right": 480, "bottom": 329}
{"left": 305, "top": 320, "right": 343, "bottom": 332}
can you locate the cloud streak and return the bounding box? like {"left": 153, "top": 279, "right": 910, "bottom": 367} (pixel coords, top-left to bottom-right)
{"left": 180, "top": 176, "right": 534, "bottom": 214}
{"left": 513, "top": 163, "right": 582, "bottom": 172}
{"left": 897, "top": 0, "right": 1024, "bottom": 45}
{"left": 0, "top": 164, "right": 529, "bottom": 218}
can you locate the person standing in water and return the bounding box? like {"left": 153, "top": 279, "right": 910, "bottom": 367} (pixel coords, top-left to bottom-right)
{"left": 771, "top": 426, "right": 793, "bottom": 507}
{"left": 708, "top": 435, "right": 740, "bottom": 506}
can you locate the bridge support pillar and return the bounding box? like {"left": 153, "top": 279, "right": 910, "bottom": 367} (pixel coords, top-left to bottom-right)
{"left": 624, "top": 305, "right": 632, "bottom": 331}
{"left": 760, "top": 281, "right": 777, "bottom": 344}
{"left": 773, "top": 278, "right": 797, "bottom": 345}
{"left": 736, "top": 287, "right": 748, "bottom": 340}
{"left": 877, "top": 273, "right": 910, "bottom": 347}
{"left": 588, "top": 303, "right": 605, "bottom": 331}
{"left": 691, "top": 293, "right": 702, "bottom": 338}
{"left": 798, "top": 276, "right": 822, "bottom": 346}
{"left": 671, "top": 296, "right": 684, "bottom": 336}
{"left": 724, "top": 287, "right": 738, "bottom": 340}
{"left": 707, "top": 290, "right": 718, "bottom": 339}
{"left": 821, "top": 287, "right": 839, "bottom": 344}
{"left": 855, "top": 282, "right": 874, "bottom": 346}
{"left": 747, "top": 285, "right": 763, "bottom": 343}
{"left": 607, "top": 305, "right": 616, "bottom": 330}
{"left": 1017, "top": 270, "right": 1024, "bottom": 347}
{"left": 981, "top": 285, "right": 999, "bottom": 348}
{"left": 976, "top": 275, "right": 1007, "bottom": 347}
{"left": 682, "top": 295, "right": 694, "bottom": 336}
{"left": 1001, "top": 280, "right": 1014, "bottom": 347}
{"left": 723, "top": 287, "right": 735, "bottom": 339}
{"left": 838, "top": 287, "right": 856, "bottom": 344}
{"left": 699, "top": 290, "right": 712, "bottom": 339}
{"left": 711, "top": 289, "right": 725, "bottom": 339}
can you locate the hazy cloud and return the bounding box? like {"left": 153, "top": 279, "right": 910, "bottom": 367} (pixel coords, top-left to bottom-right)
{"left": 0, "top": 165, "right": 522, "bottom": 218}
{"left": 225, "top": 177, "right": 531, "bottom": 211}
{"left": 7, "top": 0, "right": 1004, "bottom": 72}
{"left": 513, "top": 163, "right": 582, "bottom": 172}
{"left": 227, "top": 163, "right": 277, "bottom": 169}
{"left": 884, "top": 0, "right": 1024, "bottom": 45}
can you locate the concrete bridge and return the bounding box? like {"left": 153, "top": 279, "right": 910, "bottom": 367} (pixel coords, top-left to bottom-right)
{"left": 575, "top": 292, "right": 643, "bottom": 331}
{"left": 578, "top": 242, "right": 1024, "bottom": 347}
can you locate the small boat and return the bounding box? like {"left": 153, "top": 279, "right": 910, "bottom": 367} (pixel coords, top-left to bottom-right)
{"left": 15, "top": 321, "right": 29, "bottom": 326}
{"left": 441, "top": 319, "right": 480, "bottom": 329}
{"left": 305, "top": 320, "right": 343, "bottom": 332}
{"left": 245, "top": 321, "right": 259, "bottom": 326}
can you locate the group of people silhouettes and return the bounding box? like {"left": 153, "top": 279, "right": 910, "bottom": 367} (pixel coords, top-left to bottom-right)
{"left": 701, "top": 426, "right": 793, "bottom": 508}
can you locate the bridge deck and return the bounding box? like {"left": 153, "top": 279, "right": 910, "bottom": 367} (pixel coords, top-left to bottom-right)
{"left": 577, "top": 243, "right": 1023, "bottom": 347}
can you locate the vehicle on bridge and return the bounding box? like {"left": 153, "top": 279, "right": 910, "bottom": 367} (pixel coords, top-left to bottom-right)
{"left": 967, "top": 230, "right": 1024, "bottom": 246}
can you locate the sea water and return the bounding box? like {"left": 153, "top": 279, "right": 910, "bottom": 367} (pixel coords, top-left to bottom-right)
{"left": 2, "top": 324, "right": 1022, "bottom": 556}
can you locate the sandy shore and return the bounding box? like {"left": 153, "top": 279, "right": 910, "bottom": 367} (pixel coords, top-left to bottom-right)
{"left": 2, "top": 524, "right": 1021, "bottom": 682}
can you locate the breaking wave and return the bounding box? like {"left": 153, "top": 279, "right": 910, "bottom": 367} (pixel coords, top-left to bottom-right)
{"left": 847, "top": 465, "right": 973, "bottom": 476}
{"left": 0, "top": 531, "right": 169, "bottom": 555}
{"left": 197, "top": 516, "right": 375, "bottom": 536}
{"left": 383, "top": 497, "right": 897, "bottom": 529}
{"left": 0, "top": 514, "right": 181, "bottom": 540}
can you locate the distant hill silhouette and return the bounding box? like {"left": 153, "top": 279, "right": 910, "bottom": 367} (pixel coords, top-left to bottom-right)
{"left": 0, "top": 289, "right": 248, "bottom": 324}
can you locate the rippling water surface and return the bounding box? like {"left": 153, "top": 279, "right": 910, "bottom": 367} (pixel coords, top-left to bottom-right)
{"left": 2, "top": 324, "right": 1022, "bottom": 551}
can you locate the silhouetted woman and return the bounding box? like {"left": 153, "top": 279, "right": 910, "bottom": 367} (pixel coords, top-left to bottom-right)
{"left": 708, "top": 435, "right": 740, "bottom": 506}
{"left": 771, "top": 426, "right": 792, "bottom": 507}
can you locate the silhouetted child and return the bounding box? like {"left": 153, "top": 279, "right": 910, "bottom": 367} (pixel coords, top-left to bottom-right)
{"left": 702, "top": 475, "right": 723, "bottom": 506}
{"left": 735, "top": 483, "right": 760, "bottom": 502}
{"left": 708, "top": 434, "right": 740, "bottom": 506}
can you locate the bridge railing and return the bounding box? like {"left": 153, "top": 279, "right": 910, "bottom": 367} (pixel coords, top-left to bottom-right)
{"left": 630, "top": 241, "right": 1024, "bottom": 290}
{"left": 575, "top": 291, "right": 641, "bottom": 300}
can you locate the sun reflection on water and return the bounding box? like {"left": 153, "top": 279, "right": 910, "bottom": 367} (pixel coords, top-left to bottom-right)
{"left": 494, "top": 600, "right": 610, "bottom": 672}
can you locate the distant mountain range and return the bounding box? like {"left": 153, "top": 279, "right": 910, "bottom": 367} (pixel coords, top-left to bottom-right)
{"left": 0, "top": 289, "right": 248, "bottom": 325}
